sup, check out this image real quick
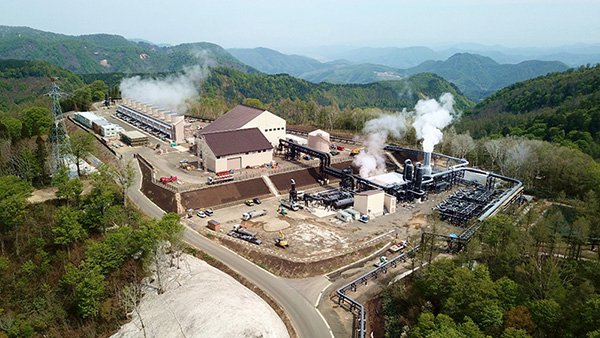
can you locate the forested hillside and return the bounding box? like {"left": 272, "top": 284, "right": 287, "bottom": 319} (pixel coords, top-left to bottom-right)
{"left": 0, "top": 26, "right": 250, "bottom": 74}
{"left": 0, "top": 168, "right": 183, "bottom": 337}
{"left": 459, "top": 64, "right": 600, "bottom": 159}
{"left": 189, "top": 67, "right": 472, "bottom": 131}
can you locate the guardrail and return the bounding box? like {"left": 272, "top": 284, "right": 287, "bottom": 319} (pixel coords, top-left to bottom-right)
{"left": 335, "top": 245, "right": 420, "bottom": 338}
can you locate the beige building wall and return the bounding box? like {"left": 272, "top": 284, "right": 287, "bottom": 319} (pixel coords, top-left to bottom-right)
{"left": 384, "top": 194, "right": 397, "bottom": 214}
{"left": 199, "top": 138, "right": 273, "bottom": 172}
{"left": 354, "top": 190, "right": 385, "bottom": 217}
{"left": 242, "top": 111, "right": 286, "bottom": 146}
{"left": 172, "top": 117, "right": 186, "bottom": 143}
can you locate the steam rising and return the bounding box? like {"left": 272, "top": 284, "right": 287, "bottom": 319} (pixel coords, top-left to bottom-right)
{"left": 353, "top": 93, "right": 456, "bottom": 178}
{"left": 119, "top": 64, "right": 208, "bottom": 113}
{"left": 353, "top": 113, "right": 408, "bottom": 178}
{"left": 413, "top": 93, "right": 455, "bottom": 152}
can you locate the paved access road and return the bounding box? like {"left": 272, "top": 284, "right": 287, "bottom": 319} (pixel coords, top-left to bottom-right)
{"left": 125, "top": 152, "right": 333, "bottom": 338}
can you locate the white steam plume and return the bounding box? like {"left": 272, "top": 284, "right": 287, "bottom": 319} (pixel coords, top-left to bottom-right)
{"left": 412, "top": 93, "right": 456, "bottom": 152}
{"left": 353, "top": 113, "right": 408, "bottom": 178}
{"left": 119, "top": 64, "right": 208, "bottom": 113}
{"left": 353, "top": 93, "right": 456, "bottom": 178}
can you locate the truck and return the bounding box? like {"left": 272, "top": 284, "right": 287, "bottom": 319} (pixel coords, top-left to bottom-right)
{"left": 388, "top": 240, "right": 408, "bottom": 253}
{"left": 280, "top": 199, "right": 300, "bottom": 211}
{"left": 373, "top": 256, "right": 388, "bottom": 268}
{"left": 207, "top": 175, "right": 234, "bottom": 185}
{"left": 228, "top": 224, "right": 262, "bottom": 245}
{"left": 159, "top": 176, "right": 177, "bottom": 183}
{"left": 241, "top": 209, "right": 267, "bottom": 221}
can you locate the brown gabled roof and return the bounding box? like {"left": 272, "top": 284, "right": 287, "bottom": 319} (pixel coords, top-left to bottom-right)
{"left": 199, "top": 104, "right": 266, "bottom": 135}
{"left": 203, "top": 128, "right": 272, "bottom": 157}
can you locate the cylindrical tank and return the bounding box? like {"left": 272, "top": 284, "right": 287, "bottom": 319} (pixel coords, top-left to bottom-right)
{"left": 403, "top": 159, "right": 413, "bottom": 181}
{"left": 414, "top": 163, "right": 423, "bottom": 190}
{"left": 334, "top": 198, "right": 354, "bottom": 209}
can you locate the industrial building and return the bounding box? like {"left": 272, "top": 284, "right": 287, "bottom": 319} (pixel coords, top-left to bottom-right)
{"left": 116, "top": 98, "right": 186, "bottom": 144}
{"left": 121, "top": 130, "right": 149, "bottom": 146}
{"left": 197, "top": 105, "right": 284, "bottom": 172}
{"left": 199, "top": 128, "right": 273, "bottom": 172}
{"left": 73, "top": 111, "right": 123, "bottom": 138}
{"left": 354, "top": 190, "right": 385, "bottom": 218}
{"left": 199, "top": 105, "right": 286, "bottom": 146}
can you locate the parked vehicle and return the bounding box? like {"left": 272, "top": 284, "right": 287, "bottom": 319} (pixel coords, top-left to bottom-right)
{"left": 245, "top": 200, "right": 254, "bottom": 206}
{"left": 228, "top": 224, "right": 262, "bottom": 245}
{"left": 241, "top": 209, "right": 267, "bottom": 221}
{"left": 196, "top": 210, "right": 206, "bottom": 218}
{"left": 359, "top": 214, "right": 370, "bottom": 223}
{"left": 159, "top": 176, "right": 177, "bottom": 183}
{"left": 388, "top": 240, "right": 408, "bottom": 253}
{"left": 373, "top": 256, "right": 388, "bottom": 268}
{"left": 207, "top": 175, "right": 234, "bottom": 185}
{"left": 253, "top": 197, "right": 262, "bottom": 205}
{"left": 351, "top": 147, "right": 365, "bottom": 156}
{"left": 205, "top": 208, "right": 214, "bottom": 216}
{"left": 336, "top": 145, "right": 345, "bottom": 151}
{"left": 330, "top": 150, "right": 340, "bottom": 156}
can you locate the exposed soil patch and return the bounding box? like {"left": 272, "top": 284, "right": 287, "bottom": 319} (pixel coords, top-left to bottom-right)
{"left": 181, "top": 178, "right": 270, "bottom": 209}
{"left": 365, "top": 296, "right": 386, "bottom": 338}
{"left": 215, "top": 236, "right": 385, "bottom": 278}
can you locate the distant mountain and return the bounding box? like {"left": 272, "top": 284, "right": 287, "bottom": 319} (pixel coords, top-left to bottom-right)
{"left": 405, "top": 53, "right": 569, "bottom": 101}
{"left": 317, "top": 46, "right": 444, "bottom": 69}
{"left": 228, "top": 47, "right": 326, "bottom": 76}
{"left": 0, "top": 26, "right": 250, "bottom": 74}
{"left": 228, "top": 47, "right": 404, "bottom": 84}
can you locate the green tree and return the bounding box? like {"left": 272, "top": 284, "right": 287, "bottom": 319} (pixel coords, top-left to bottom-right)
{"left": 578, "top": 296, "right": 600, "bottom": 336}
{"left": 528, "top": 299, "right": 561, "bottom": 337}
{"left": 21, "top": 107, "right": 52, "bottom": 137}
{"left": 52, "top": 207, "right": 86, "bottom": 257}
{"left": 0, "top": 116, "right": 22, "bottom": 140}
{"left": 0, "top": 175, "right": 32, "bottom": 255}
{"left": 241, "top": 98, "right": 264, "bottom": 109}
{"left": 88, "top": 80, "right": 108, "bottom": 101}
{"left": 62, "top": 263, "right": 105, "bottom": 318}
{"left": 501, "top": 327, "right": 532, "bottom": 338}
{"left": 415, "top": 258, "right": 456, "bottom": 305}
{"left": 69, "top": 131, "right": 94, "bottom": 176}
{"left": 52, "top": 166, "right": 83, "bottom": 206}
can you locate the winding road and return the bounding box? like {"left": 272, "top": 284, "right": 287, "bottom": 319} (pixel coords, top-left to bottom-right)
{"left": 125, "top": 152, "right": 334, "bottom": 338}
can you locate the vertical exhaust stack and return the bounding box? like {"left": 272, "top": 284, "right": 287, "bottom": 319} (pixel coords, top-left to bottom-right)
{"left": 422, "top": 152, "right": 432, "bottom": 177}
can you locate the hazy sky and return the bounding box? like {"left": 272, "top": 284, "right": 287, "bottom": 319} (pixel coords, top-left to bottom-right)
{"left": 1, "top": 0, "right": 599, "bottom": 53}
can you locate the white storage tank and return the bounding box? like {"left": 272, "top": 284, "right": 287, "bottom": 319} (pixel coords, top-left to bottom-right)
{"left": 307, "top": 129, "right": 330, "bottom": 153}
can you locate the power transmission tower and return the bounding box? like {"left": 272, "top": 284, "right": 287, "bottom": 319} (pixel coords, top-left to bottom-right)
{"left": 49, "top": 77, "right": 71, "bottom": 174}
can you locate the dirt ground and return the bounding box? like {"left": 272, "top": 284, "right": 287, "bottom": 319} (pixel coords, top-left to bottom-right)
{"left": 188, "top": 186, "right": 461, "bottom": 264}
